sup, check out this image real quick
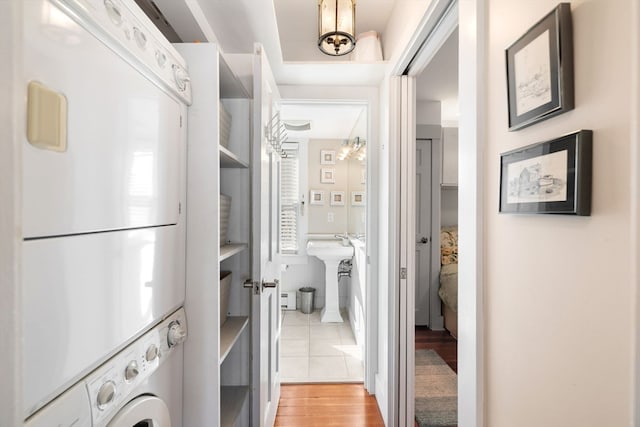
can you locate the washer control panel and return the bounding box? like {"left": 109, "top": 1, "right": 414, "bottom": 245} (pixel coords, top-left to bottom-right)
{"left": 52, "top": 0, "right": 192, "bottom": 104}
{"left": 86, "top": 308, "right": 187, "bottom": 425}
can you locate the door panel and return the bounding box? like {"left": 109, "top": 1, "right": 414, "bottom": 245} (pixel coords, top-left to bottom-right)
{"left": 252, "top": 44, "right": 281, "bottom": 427}
{"left": 415, "top": 139, "right": 432, "bottom": 326}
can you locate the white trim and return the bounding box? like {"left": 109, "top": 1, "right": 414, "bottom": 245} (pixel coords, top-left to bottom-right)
{"left": 386, "top": 76, "right": 402, "bottom": 426}
{"left": 458, "top": 1, "right": 485, "bottom": 425}
{"left": 392, "top": 0, "right": 457, "bottom": 76}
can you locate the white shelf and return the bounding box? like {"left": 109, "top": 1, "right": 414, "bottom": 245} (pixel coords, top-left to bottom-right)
{"left": 220, "top": 386, "right": 250, "bottom": 427}
{"left": 219, "top": 243, "right": 248, "bottom": 262}
{"left": 220, "top": 316, "right": 249, "bottom": 363}
{"left": 220, "top": 145, "right": 249, "bottom": 168}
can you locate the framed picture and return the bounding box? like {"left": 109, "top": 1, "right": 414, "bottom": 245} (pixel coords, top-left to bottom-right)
{"left": 330, "top": 191, "right": 345, "bottom": 206}
{"left": 499, "top": 130, "right": 592, "bottom": 215}
{"left": 320, "top": 168, "right": 335, "bottom": 184}
{"left": 320, "top": 150, "right": 336, "bottom": 165}
{"left": 351, "top": 191, "right": 365, "bottom": 206}
{"left": 310, "top": 190, "right": 325, "bottom": 205}
{"left": 505, "top": 3, "right": 574, "bottom": 131}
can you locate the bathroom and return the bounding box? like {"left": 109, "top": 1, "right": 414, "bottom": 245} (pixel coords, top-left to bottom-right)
{"left": 277, "top": 101, "right": 368, "bottom": 383}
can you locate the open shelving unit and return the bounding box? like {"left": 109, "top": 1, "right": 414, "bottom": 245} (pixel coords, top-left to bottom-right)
{"left": 178, "top": 43, "right": 254, "bottom": 427}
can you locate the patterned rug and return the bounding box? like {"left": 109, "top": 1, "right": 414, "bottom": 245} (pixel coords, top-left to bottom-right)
{"left": 415, "top": 349, "right": 457, "bottom": 427}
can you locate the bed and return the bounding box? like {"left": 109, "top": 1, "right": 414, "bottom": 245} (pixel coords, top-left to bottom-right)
{"left": 438, "top": 227, "right": 458, "bottom": 338}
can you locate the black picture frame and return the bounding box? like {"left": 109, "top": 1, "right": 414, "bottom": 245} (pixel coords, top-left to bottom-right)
{"left": 499, "top": 130, "right": 592, "bottom": 215}
{"left": 506, "top": 3, "right": 574, "bottom": 131}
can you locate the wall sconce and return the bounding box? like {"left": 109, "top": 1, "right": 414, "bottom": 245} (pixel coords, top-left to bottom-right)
{"left": 318, "top": 0, "right": 356, "bottom": 56}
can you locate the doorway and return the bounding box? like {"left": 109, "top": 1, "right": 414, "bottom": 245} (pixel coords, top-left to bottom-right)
{"left": 390, "top": 0, "right": 485, "bottom": 426}
{"left": 276, "top": 101, "right": 372, "bottom": 386}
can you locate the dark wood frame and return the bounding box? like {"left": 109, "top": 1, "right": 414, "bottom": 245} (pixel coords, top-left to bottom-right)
{"left": 506, "top": 3, "right": 574, "bottom": 131}
{"left": 499, "top": 130, "right": 592, "bottom": 215}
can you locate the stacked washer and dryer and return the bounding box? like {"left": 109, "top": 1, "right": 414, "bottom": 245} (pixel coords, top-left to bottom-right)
{"left": 22, "top": 0, "right": 191, "bottom": 425}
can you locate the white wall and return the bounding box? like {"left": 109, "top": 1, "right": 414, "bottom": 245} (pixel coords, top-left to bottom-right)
{"left": 0, "top": 1, "right": 22, "bottom": 426}
{"left": 417, "top": 100, "right": 441, "bottom": 125}
{"left": 482, "top": 1, "right": 635, "bottom": 425}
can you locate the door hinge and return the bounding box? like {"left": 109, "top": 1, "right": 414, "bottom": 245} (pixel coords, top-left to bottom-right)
{"left": 400, "top": 267, "right": 407, "bottom": 279}
{"left": 178, "top": 203, "right": 182, "bottom": 214}
{"left": 180, "top": 115, "right": 183, "bottom": 128}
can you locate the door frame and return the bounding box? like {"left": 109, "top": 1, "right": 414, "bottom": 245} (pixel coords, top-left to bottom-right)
{"left": 389, "top": 0, "right": 486, "bottom": 426}
{"left": 277, "top": 85, "right": 381, "bottom": 393}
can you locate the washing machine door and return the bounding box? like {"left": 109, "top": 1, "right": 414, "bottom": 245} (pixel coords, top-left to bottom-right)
{"left": 107, "top": 395, "right": 171, "bottom": 427}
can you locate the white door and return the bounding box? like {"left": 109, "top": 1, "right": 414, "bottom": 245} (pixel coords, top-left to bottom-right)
{"left": 415, "top": 139, "right": 432, "bottom": 326}
{"left": 252, "top": 44, "right": 281, "bottom": 427}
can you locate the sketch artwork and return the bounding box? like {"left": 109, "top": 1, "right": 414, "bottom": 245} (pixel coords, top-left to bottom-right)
{"left": 507, "top": 150, "right": 567, "bottom": 204}
{"left": 514, "top": 29, "right": 552, "bottom": 116}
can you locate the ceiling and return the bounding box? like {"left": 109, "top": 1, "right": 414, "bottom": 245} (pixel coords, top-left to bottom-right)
{"left": 151, "top": 0, "right": 393, "bottom": 85}
{"left": 273, "top": 0, "right": 396, "bottom": 63}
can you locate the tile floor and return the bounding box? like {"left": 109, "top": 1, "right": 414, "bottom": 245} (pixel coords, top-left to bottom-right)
{"left": 280, "top": 309, "right": 364, "bottom": 383}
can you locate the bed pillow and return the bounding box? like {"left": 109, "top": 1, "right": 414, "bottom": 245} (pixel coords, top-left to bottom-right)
{"left": 440, "top": 227, "right": 458, "bottom": 265}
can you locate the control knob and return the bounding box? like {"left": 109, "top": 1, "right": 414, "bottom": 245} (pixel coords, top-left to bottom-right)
{"left": 145, "top": 344, "right": 159, "bottom": 362}
{"left": 104, "top": 0, "right": 123, "bottom": 26}
{"left": 124, "top": 360, "right": 139, "bottom": 381}
{"left": 172, "top": 65, "right": 190, "bottom": 92}
{"left": 96, "top": 381, "right": 116, "bottom": 408}
{"left": 133, "top": 27, "right": 147, "bottom": 49}
{"left": 167, "top": 321, "right": 186, "bottom": 348}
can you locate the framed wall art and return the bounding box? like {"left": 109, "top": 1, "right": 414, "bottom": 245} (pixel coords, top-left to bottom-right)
{"left": 351, "top": 191, "right": 365, "bottom": 206}
{"left": 330, "top": 191, "right": 345, "bottom": 206}
{"left": 310, "top": 190, "right": 325, "bottom": 205}
{"left": 320, "top": 168, "right": 335, "bottom": 184}
{"left": 506, "top": 3, "right": 574, "bottom": 131}
{"left": 499, "top": 130, "right": 592, "bottom": 215}
{"left": 320, "top": 150, "right": 336, "bottom": 165}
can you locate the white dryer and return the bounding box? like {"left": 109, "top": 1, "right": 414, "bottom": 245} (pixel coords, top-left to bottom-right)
{"left": 22, "top": 0, "right": 191, "bottom": 418}
{"left": 24, "top": 308, "right": 187, "bottom": 427}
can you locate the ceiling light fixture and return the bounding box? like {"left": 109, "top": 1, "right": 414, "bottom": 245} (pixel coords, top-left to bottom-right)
{"left": 337, "top": 136, "right": 366, "bottom": 161}
{"left": 318, "top": 0, "right": 356, "bottom": 56}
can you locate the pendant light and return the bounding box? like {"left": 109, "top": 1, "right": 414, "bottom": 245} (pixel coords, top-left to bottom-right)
{"left": 317, "top": 0, "right": 356, "bottom": 56}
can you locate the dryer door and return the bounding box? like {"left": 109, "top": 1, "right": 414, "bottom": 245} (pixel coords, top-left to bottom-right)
{"left": 107, "top": 395, "right": 171, "bottom": 427}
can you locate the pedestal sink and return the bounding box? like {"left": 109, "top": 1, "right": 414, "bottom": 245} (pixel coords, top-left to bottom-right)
{"left": 307, "top": 239, "right": 354, "bottom": 322}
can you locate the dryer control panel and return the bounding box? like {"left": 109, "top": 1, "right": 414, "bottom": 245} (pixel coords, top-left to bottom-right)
{"left": 86, "top": 308, "right": 187, "bottom": 425}
{"left": 23, "top": 307, "right": 187, "bottom": 427}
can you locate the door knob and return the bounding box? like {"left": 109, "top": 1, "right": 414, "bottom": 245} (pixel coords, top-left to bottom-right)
{"left": 419, "top": 237, "right": 429, "bottom": 244}
{"left": 262, "top": 279, "right": 279, "bottom": 291}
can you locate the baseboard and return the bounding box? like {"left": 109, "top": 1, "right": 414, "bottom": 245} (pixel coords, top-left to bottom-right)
{"left": 375, "top": 374, "right": 388, "bottom": 424}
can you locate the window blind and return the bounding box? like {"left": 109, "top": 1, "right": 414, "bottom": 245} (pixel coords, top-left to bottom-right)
{"left": 280, "top": 146, "right": 299, "bottom": 254}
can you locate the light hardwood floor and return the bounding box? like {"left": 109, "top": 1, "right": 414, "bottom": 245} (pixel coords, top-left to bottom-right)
{"left": 274, "top": 384, "right": 384, "bottom": 426}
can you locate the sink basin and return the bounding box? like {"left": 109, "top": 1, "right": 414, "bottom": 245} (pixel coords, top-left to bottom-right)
{"left": 306, "top": 240, "right": 354, "bottom": 322}
{"left": 307, "top": 239, "right": 354, "bottom": 259}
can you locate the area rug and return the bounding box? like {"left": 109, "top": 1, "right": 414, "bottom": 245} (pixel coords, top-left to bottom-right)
{"left": 415, "top": 349, "right": 457, "bottom": 427}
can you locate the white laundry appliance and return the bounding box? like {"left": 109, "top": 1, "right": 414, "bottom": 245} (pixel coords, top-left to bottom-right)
{"left": 24, "top": 308, "right": 188, "bottom": 427}
{"left": 22, "top": 0, "right": 191, "bottom": 418}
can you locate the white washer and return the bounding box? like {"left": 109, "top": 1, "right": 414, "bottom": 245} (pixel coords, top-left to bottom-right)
{"left": 24, "top": 308, "right": 187, "bottom": 427}
{"left": 22, "top": 0, "right": 191, "bottom": 418}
